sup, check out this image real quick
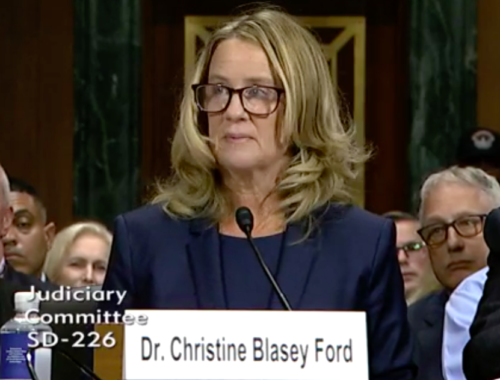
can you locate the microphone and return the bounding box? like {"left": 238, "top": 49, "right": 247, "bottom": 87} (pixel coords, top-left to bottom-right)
{"left": 235, "top": 207, "right": 292, "bottom": 311}
{"left": 484, "top": 207, "right": 500, "bottom": 253}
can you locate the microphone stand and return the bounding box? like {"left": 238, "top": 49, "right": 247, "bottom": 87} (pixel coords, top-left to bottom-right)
{"left": 235, "top": 206, "right": 293, "bottom": 311}
{"left": 246, "top": 234, "right": 292, "bottom": 311}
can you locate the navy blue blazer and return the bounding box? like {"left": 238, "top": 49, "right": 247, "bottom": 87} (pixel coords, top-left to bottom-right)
{"left": 102, "top": 203, "right": 415, "bottom": 380}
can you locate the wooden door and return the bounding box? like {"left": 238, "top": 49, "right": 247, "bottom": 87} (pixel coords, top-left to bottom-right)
{"left": 141, "top": 0, "right": 409, "bottom": 213}
{"left": 0, "top": 0, "right": 74, "bottom": 229}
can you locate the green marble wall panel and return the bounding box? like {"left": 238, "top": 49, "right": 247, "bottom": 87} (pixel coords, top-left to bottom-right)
{"left": 409, "top": 0, "right": 477, "bottom": 210}
{"left": 73, "top": 0, "right": 141, "bottom": 227}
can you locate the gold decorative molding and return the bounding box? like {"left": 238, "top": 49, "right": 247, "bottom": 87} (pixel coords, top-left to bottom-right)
{"left": 184, "top": 16, "right": 366, "bottom": 206}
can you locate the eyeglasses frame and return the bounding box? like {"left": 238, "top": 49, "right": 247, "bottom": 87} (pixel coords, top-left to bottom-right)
{"left": 417, "top": 214, "right": 488, "bottom": 247}
{"left": 191, "top": 83, "right": 284, "bottom": 116}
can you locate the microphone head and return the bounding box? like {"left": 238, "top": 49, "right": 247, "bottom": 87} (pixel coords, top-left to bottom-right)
{"left": 235, "top": 207, "right": 253, "bottom": 236}
{"left": 485, "top": 207, "right": 500, "bottom": 253}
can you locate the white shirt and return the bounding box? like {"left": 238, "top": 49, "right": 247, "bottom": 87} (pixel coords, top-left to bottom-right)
{"left": 442, "top": 267, "right": 488, "bottom": 380}
{"left": 0, "top": 257, "right": 4, "bottom": 276}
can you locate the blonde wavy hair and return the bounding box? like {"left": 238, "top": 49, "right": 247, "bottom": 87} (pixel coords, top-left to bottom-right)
{"left": 153, "top": 6, "right": 370, "bottom": 224}
{"left": 43, "top": 221, "right": 112, "bottom": 283}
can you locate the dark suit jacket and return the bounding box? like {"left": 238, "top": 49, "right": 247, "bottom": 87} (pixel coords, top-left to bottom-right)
{"left": 463, "top": 250, "right": 500, "bottom": 380}
{"left": 408, "top": 290, "right": 448, "bottom": 380}
{"left": 0, "top": 278, "right": 20, "bottom": 326}
{"left": 0, "top": 263, "right": 56, "bottom": 325}
{"left": 3, "top": 263, "right": 54, "bottom": 290}
{"left": 102, "top": 203, "right": 416, "bottom": 380}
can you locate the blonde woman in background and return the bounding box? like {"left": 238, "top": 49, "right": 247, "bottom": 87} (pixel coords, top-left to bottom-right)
{"left": 383, "top": 211, "right": 441, "bottom": 305}
{"left": 43, "top": 221, "right": 111, "bottom": 287}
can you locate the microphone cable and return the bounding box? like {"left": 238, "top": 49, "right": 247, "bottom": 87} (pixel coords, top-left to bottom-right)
{"left": 235, "top": 206, "right": 292, "bottom": 311}
{"left": 25, "top": 344, "right": 105, "bottom": 380}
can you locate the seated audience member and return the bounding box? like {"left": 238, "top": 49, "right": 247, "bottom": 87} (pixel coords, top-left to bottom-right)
{"left": 43, "top": 221, "right": 111, "bottom": 287}
{"left": 384, "top": 210, "right": 440, "bottom": 305}
{"left": 457, "top": 127, "right": 500, "bottom": 182}
{"left": 0, "top": 165, "right": 13, "bottom": 276}
{"left": 102, "top": 6, "right": 416, "bottom": 379}
{"left": 443, "top": 267, "right": 488, "bottom": 380}
{"left": 2, "top": 177, "right": 55, "bottom": 281}
{"left": 0, "top": 164, "right": 54, "bottom": 325}
{"left": 409, "top": 166, "right": 496, "bottom": 380}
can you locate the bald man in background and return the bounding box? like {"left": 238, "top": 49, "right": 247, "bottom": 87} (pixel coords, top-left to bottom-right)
{"left": 0, "top": 165, "right": 13, "bottom": 277}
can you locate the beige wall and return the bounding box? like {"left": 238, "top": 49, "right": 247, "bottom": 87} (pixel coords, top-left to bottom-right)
{"left": 478, "top": 0, "right": 500, "bottom": 133}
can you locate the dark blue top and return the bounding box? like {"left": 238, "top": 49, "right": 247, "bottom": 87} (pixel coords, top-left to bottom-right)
{"left": 102, "top": 204, "right": 417, "bottom": 379}
{"left": 219, "top": 233, "right": 284, "bottom": 309}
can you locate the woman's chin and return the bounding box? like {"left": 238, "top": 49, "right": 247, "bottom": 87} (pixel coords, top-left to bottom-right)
{"left": 217, "top": 153, "right": 262, "bottom": 173}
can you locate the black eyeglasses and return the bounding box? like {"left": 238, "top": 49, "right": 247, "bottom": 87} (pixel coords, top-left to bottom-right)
{"left": 397, "top": 241, "right": 426, "bottom": 258}
{"left": 417, "top": 214, "right": 487, "bottom": 247}
{"left": 192, "top": 84, "right": 284, "bottom": 116}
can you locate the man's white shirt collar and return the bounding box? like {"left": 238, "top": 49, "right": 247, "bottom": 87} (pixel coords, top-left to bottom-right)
{"left": 442, "top": 267, "right": 488, "bottom": 380}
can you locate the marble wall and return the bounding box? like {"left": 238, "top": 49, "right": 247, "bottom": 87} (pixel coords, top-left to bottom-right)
{"left": 73, "top": 0, "right": 142, "bottom": 227}
{"left": 408, "top": 0, "right": 477, "bottom": 210}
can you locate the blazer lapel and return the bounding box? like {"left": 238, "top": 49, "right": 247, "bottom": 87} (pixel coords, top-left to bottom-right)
{"left": 419, "top": 291, "right": 448, "bottom": 380}
{"left": 268, "top": 221, "right": 320, "bottom": 310}
{"left": 187, "top": 220, "right": 227, "bottom": 309}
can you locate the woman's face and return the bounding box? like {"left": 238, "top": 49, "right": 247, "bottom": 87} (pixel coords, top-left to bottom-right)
{"left": 56, "top": 233, "right": 109, "bottom": 287}
{"left": 206, "top": 38, "right": 288, "bottom": 175}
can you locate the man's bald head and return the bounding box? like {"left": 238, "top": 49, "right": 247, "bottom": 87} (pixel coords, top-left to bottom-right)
{"left": 0, "top": 164, "right": 13, "bottom": 240}
{"left": 0, "top": 165, "right": 9, "bottom": 208}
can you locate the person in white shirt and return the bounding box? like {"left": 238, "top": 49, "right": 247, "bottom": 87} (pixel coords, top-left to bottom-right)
{"left": 442, "top": 266, "right": 488, "bottom": 380}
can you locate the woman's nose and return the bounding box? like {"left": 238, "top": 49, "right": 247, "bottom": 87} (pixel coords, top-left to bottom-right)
{"left": 83, "top": 265, "right": 94, "bottom": 283}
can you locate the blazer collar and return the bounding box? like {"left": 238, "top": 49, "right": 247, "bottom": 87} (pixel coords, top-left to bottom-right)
{"left": 422, "top": 290, "right": 449, "bottom": 327}
{"left": 186, "top": 209, "right": 328, "bottom": 310}
{"left": 187, "top": 220, "right": 227, "bottom": 309}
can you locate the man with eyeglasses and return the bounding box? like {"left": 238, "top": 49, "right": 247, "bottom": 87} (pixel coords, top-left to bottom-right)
{"left": 407, "top": 166, "right": 498, "bottom": 380}
{"left": 383, "top": 211, "right": 439, "bottom": 305}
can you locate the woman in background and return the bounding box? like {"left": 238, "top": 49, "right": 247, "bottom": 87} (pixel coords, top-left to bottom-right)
{"left": 43, "top": 221, "right": 111, "bottom": 287}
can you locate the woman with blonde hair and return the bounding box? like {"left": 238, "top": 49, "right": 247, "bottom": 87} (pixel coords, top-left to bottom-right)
{"left": 102, "top": 6, "right": 415, "bottom": 378}
{"left": 43, "top": 221, "right": 111, "bottom": 287}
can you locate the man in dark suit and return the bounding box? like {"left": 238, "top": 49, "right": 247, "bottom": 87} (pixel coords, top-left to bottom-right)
{"left": 0, "top": 165, "right": 55, "bottom": 325}
{"left": 409, "top": 166, "right": 495, "bottom": 380}
{"left": 2, "top": 176, "right": 55, "bottom": 281}
{"left": 0, "top": 165, "right": 25, "bottom": 325}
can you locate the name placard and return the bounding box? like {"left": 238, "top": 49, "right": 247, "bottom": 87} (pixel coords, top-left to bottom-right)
{"left": 123, "top": 310, "right": 368, "bottom": 380}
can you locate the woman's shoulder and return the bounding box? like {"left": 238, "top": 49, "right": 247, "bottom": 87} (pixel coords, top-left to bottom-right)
{"left": 321, "top": 203, "right": 392, "bottom": 232}
{"left": 317, "top": 204, "right": 394, "bottom": 258}
{"left": 116, "top": 203, "right": 191, "bottom": 235}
